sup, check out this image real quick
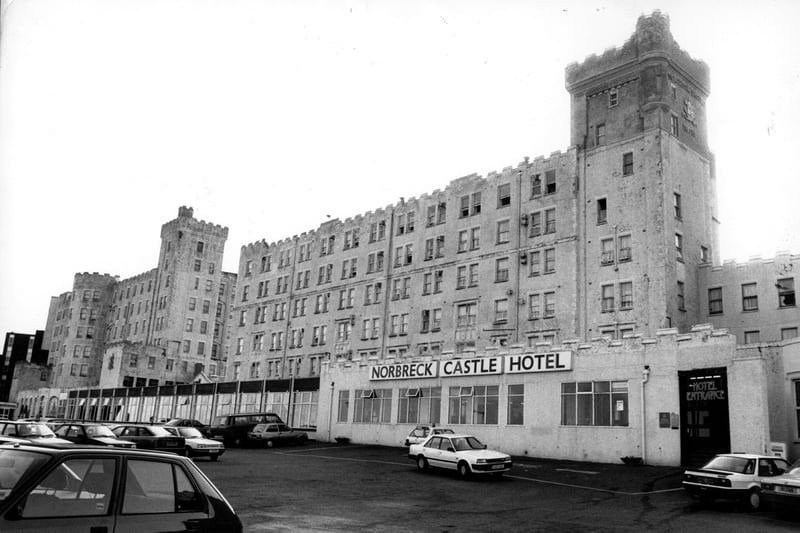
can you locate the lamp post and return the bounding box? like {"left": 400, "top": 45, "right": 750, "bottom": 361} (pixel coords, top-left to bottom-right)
{"left": 327, "top": 381, "right": 335, "bottom": 443}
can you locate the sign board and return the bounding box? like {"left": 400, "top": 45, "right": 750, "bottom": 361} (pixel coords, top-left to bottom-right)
{"left": 504, "top": 352, "right": 571, "bottom": 374}
{"left": 369, "top": 362, "right": 438, "bottom": 381}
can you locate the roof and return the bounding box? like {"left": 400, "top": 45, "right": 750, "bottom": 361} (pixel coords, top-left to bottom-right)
{"left": 0, "top": 441, "right": 188, "bottom": 458}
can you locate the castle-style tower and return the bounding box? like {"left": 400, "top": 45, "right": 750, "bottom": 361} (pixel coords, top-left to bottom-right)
{"left": 566, "top": 12, "right": 718, "bottom": 338}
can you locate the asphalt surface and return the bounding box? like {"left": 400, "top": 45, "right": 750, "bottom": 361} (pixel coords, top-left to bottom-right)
{"left": 198, "top": 442, "right": 800, "bottom": 533}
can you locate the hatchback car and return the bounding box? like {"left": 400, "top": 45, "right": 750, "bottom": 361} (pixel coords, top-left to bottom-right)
{"left": 682, "top": 453, "right": 791, "bottom": 510}
{"left": 54, "top": 423, "right": 136, "bottom": 448}
{"left": 111, "top": 424, "right": 186, "bottom": 455}
{"left": 247, "top": 423, "right": 308, "bottom": 448}
{"left": 409, "top": 434, "right": 512, "bottom": 478}
{"left": 0, "top": 442, "right": 243, "bottom": 532}
{"left": 404, "top": 426, "right": 455, "bottom": 446}
{"left": 163, "top": 426, "right": 225, "bottom": 460}
{"left": 759, "top": 459, "right": 800, "bottom": 513}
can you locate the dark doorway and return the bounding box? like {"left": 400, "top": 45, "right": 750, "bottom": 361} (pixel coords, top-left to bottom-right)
{"left": 679, "top": 368, "right": 731, "bottom": 468}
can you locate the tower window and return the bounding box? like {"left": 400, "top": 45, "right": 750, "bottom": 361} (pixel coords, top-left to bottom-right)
{"left": 609, "top": 88, "right": 619, "bottom": 107}
{"left": 597, "top": 198, "right": 607, "bottom": 225}
{"left": 595, "top": 123, "right": 605, "bottom": 146}
{"left": 671, "top": 114, "right": 679, "bottom": 136}
{"left": 622, "top": 152, "right": 633, "bottom": 176}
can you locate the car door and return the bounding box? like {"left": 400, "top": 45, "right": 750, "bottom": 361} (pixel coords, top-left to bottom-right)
{"left": 114, "top": 457, "right": 212, "bottom": 533}
{"left": 424, "top": 437, "right": 444, "bottom": 468}
{"left": 437, "top": 437, "right": 459, "bottom": 471}
{"left": 0, "top": 456, "right": 118, "bottom": 533}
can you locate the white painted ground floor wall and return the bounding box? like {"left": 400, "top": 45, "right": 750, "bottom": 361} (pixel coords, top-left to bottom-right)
{"left": 317, "top": 326, "right": 770, "bottom": 467}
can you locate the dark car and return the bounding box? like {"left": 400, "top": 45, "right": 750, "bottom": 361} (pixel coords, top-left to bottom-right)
{"left": 163, "top": 418, "right": 210, "bottom": 436}
{"left": 208, "top": 412, "right": 284, "bottom": 447}
{"left": 0, "top": 421, "right": 72, "bottom": 445}
{"left": 111, "top": 424, "right": 186, "bottom": 455}
{"left": 0, "top": 442, "right": 243, "bottom": 532}
{"left": 246, "top": 423, "right": 308, "bottom": 448}
{"left": 53, "top": 423, "right": 136, "bottom": 448}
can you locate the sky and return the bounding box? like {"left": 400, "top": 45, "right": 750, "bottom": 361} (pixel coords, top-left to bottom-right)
{"left": 1, "top": 0, "right": 799, "bottom": 339}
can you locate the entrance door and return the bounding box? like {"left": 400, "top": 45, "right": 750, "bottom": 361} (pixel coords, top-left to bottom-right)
{"left": 679, "top": 368, "right": 731, "bottom": 468}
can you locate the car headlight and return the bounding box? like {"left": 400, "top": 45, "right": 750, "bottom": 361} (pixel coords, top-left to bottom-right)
{"left": 476, "top": 459, "right": 487, "bottom": 464}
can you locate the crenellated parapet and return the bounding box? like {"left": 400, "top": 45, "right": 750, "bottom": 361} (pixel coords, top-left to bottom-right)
{"left": 162, "top": 206, "right": 229, "bottom": 240}
{"left": 73, "top": 272, "right": 119, "bottom": 288}
{"left": 565, "top": 11, "right": 709, "bottom": 95}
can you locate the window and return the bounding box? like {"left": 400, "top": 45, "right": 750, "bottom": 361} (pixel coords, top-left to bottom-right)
{"left": 677, "top": 281, "right": 685, "bottom": 311}
{"left": 528, "top": 293, "right": 540, "bottom": 320}
{"left": 601, "top": 238, "right": 614, "bottom": 265}
{"left": 468, "top": 263, "right": 479, "bottom": 287}
{"left": 782, "top": 327, "right": 798, "bottom": 340}
{"left": 496, "top": 220, "right": 510, "bottom": 244}
{"left": 675, "top": 233, "right": 683, "bottom": 261}
{"left": 778, "top": 278, "right": 796, "bottom": 307}
{"left": 529, "top": 250, "right": 541, "bottom": 276}
{"left": 671, "top": 114, "right": 679, "bottom": 136}
{"left": 744, "top": 330, "right": 760, "bottom": 344}
{"left": 19, "top": 458, "right": 117, "bottom": 518}
{"left": 601, "top": 284, "right": 615, "bottom": 312}
{"left": 618, "top": 234, "right": 631, "bottom": 262}
{"left": 545, "top": 170, "right": 556, "bottom": 194}
{"left": 561, "top": 381, "right": 628, "bottom": 426}
{"left": 457, "top": 230, "right": 468, "bottom": 253}
{"left": 708, "top": 287, "right": 723, "bottom": 315}
{"left": 448, "top": 385, "right": 498, "bottom": 425}
{"left": 544, "top": 208, "right": 556, "bottom": 234}
{"left": 543, "top": 291, "right": 555, "bottom": 318}
{"left": 337, "top": 390, "right": 349, "bottom": 423}
{"left": 495, "top": 257, "right": 509, "bottom": 282}
{"left": 530, "top": 174, "right": 541, "bottom": 197}
{"left": 597, "top": 198, "right": 607, "bottom": 224}
{"left": 398, "top": 387, "right": 442, "bottom": 425}
{"left": 185, "top": 318, "right": 194, "bottom": 332}
{"left": 622, "top": 152, "right": 633, "bottom": 176}
{"left": 122, "top": 460, "right": 203, "bottom": 515}
{"left": 543, "top": 248, "right": 555, "bottom": 274}
{"left": 508, "top": 384, "right": 524, "bottom": 425}
{"left": 456, "top": 302, "right": 477, "bottom": 327}
{"left": 354, "top": 389, "right": 392, "bottom": 423}
{"left": 456, "top": 266, "right": 467, "bottom": 289}
{"left": 673, "top": 192, "right": 682, "bottom": 220}
{"left": 595, "top": 123, "right": 605, "bottom": 146}
{"left": 471, "top": 193, "right": 481, "bottom": 215}
{"left": 494, "top": 299, "right": 508, "bottom": 323}
{"left": 470, "top": 227, "right": 480, "bottom": 250}
{"left": 742, "top": 283, "right": 758, "bottom": 311}
{"left": 609, "top": 88, "right": 619, "bottom": 107}
{"left": 701, "top": 246, "right": 710, "bottom": 263}
{"left": 426, "top": 202, "right": 446, "bottom": 226}
{"left": 620, "top": 282, "right": 633, "bottom": 310}
{"left": 497, "top": 183, "right": 511, "bottom": 207}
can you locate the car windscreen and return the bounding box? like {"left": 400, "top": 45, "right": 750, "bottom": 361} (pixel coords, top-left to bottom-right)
{"left": 702, "top": 456, "right": 751, "bottom": 473}
{"left": 85, "top": 425, "right": 116, "bottom": 438}
{"left": 178, "top": 428, "right": 203, "bottom": 438}
{"left": 147, "top": 426, "right": 173, "bottom": 437}
{"left": 16, "top": 424, "right": 57, "bottom": 438}
{"left": 0, "top": 449, "right": 50, "bottom": 501}
{"left": 211, "top": 417, "right": 227, "bottom": 427}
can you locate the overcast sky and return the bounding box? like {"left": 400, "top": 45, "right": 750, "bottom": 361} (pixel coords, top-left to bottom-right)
{"left": 1, "top": 0, "right": 799, "bottom": 339}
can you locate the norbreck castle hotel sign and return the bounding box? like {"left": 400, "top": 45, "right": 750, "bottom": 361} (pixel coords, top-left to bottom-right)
{"left": 369, "top": 352, "right": 572, "bottom": 381}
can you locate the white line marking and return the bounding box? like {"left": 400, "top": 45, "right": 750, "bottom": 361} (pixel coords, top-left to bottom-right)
{"left": 556, "top": 468, "right": 599, "bottom": 475}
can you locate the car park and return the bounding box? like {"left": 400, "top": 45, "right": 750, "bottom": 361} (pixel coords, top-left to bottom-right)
{"left": 759, "top": 459, "right": 800, "bottom": 513}
{"left": 163, "top": 426, "right": 225, "bottom": 460}
{"left": 53, "top": 423, "right": 136, "bottom": 448}
{"left": 110, "top": 424, "right": 186, "bottom": 455}
{"left": 207, "top": 412, "right": 284, "bottom": 447}
{"left": 409, "top": 433, "right": 512, "bottom": 478}
{"left": 404, "top": 426, "right": 455, "bottom": 446}
{"left": 0, "top": 442, "right": 243, "bottom": 532}
{"left": 247, "top": 423, "right": 308, "bottom": 448}
{"left": 0, "top": 421, "right": 72, "bottom": 445}
{"left": 682, "top": 453, "right": 791, "bottom": 510}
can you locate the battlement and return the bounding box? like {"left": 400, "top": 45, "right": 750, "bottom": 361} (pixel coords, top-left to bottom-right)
{"left": 73, "top": 272, "right": 119, "bottom": 287}
{"left": 162, "top": 206, "right": 229, "bottom": 239}
{"left": 116, "top": 269, "right": 158, "bottom": 287}
{"left": 565, "top": 11, "right": 709, "bottom": 95}
{"left": 708, "top": 251, "right": 800, "bottom": 270}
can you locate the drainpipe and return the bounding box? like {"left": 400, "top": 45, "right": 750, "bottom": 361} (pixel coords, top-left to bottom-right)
{"left": 641, "top": 365, "right": 650, "bottom": 464}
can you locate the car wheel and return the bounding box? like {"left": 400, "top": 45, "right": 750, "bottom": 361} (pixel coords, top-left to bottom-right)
{"left": 233, "top": 436, "right": 244, "bottom": 447}
{"left": 744, "top": 488, "right": 761, "bottom": 511}
{"left": 266, "top": 439, "right": 274, "bottom": 448}
{"left": 416, "top": 455, "right": 429, "bottom": 471}
{"left": 457, "top": 462, "right": 471, "bottom": 479}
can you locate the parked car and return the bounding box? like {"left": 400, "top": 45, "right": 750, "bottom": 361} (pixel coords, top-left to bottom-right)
{"left": 682, "top": 453, "right": 791, "bottom": 510}
{"left": 163, "top": 426, "right": 225, "bottom": 460}
{"left": 758, "top": 459, "right": 800, "bottom": 513}
{"left": 247, "top": 423, "right": 308, "bottom": 448}
{"left": 208, "top": 412, "right": 284, "bottom": 447}
{"left": 404, "top": 425, "right": 455, "bottom": 446}
{"left": 53, "top": 423, "right": 136, "bottom": 448}
{"left": 163, "top": 418, "right": 210, "bottom": 436}
{"left": 110, "top": 424, "right": 186, "bottom": 455}
{"left": 0, "top": 421, "right": 72, "bottom": 445}
{"left": 408, "top": 434, "right": 512, "bottom": 478}
{"left": 0, "top": 442, "right": 243, "bottom": 532}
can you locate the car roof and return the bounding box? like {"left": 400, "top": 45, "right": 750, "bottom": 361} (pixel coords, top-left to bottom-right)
{"left": 0, "top": 441, "right": 188, "bottom": 458}
{"left": 714, "top": 453, "right": 777, "bottom": 460}
{"left": 425, "top": 433, "right": 474, "bottom": 439}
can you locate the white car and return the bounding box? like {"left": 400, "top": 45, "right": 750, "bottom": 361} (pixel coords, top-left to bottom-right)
{"left": 408, "top": 433, "right": 512, "bottom": 478}
{"left": 163, "top": 426, "right": 225, "bottom": 461}
{"left": 404, "top": 426, "right": 455, "bottom": 446}
{"left": 682, "top": 453, "right": 791, "bottom": 510}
